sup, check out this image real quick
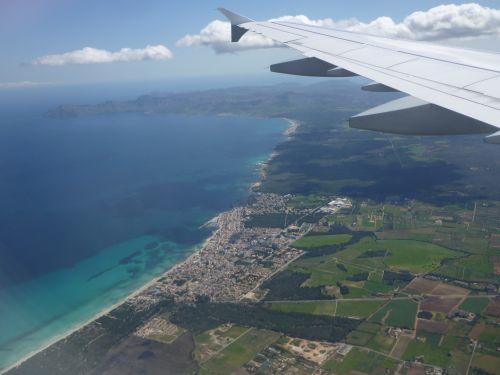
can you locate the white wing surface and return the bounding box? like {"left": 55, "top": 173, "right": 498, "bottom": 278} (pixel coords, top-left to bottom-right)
{"left": 219, "top": 8, "right": 500, "bottom": 144}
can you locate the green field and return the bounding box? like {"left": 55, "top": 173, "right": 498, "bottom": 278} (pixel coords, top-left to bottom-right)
{"left": 459, "top": 297, "right": 491, "bottom": 315}
{"left": 335, "top": 237, "right": 386, "bottom": 267}
{"left": 215, "top": 325, "right": 249, "bottom": 340}
{"left": 323, "top": 347, "right": 399, "bottom": 374}
{"left": 288, "top": 194, "right": 329, "bottom": 209}
{"left": 267, "top": 301, "right": 336, "bottom": 316}
{"left": 290, "top": 251, "right": 373, "bottom": 290}
{"left": 195, "top": 325, "right": 250, "bottom": 362}
{"left": 333, "top": 237, "right": 460, "bottom": 273}
{"left": 342, "top": 286, "right": 372, "bottom": 298}
{"left": 336, "top": 300, "right": 386, "bottom": 319}
{"left": 200, "top": 328, "right": 280, "bottom": 374}
{"left": 302, "top": 269, "right": 345, "bottom": 287}
{"left": 435, "top": 254, "right": 497, "bottom": 282}
{"left": 292, "top": 234, "right": 352, "bottom": 249}
{"left": 369, "top": 299, "right": 418, "bottom": 329}
{"left": 364, "top": 280, "right": 396, "bottom": 294}
{"left": 478, "top": 324, "right": 500, "bottom": 353}
{"left": 302, "top": 270, "right": 370, "bottom": 289}
{"left": 357, "top": 322, "right": 383, "bottom": 334}
{"left": 402, "top": 332, "right": 452, "bottom": 368}
{"left": 289, "top": 253, "right": 333, "bottom": 271}
{"left": 346, "top": 322, "right": 383, "bottom": 346}
{"left": 380, "top": 240, "right": 460, "bottom": 273}
{"left": 346, "top": 330, "right": 373, "bottom": 346}
{"left": 366, "top": 333, "right": 396, "bottom": 354}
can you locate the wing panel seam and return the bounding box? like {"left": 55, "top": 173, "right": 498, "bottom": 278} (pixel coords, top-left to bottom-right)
{"left": 299, "top": 44, "right": 500, "bottom": 112}
{"left": 272, "top": 21, "right": 500, "bottom": 74}
{"left": 462, "top": 74, "right": 500, "bottom": 89}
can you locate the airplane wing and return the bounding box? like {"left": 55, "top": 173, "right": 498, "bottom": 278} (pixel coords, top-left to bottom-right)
{"left": 218, "top": 8, "right": 500, "bottom": 144}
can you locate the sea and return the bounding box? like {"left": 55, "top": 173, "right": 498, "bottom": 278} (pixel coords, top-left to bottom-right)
{"left": 0, "top": 81, "right": 288, "bottom": 371}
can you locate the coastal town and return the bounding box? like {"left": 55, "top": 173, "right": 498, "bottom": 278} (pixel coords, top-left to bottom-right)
{"left": 135, "top": 193, "right": 311, "bottom": 304}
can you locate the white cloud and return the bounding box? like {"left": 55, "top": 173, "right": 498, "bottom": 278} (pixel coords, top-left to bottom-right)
{"left": 176, "top": 20, "right": 276, "bottom": 53}
{"left": 177, "top": 3, "right": 500, "bottom": 53}
{"left": 33, "top": 45, "right": 173, "bottom": 66}
{"left": 344, "top": 3, "right": 500, "bottom": 40}
{"left": 0, "top": 81, "right": 54, "bottom": 89}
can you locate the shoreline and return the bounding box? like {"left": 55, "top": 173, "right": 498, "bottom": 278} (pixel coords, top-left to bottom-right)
{"left": 2, "top": 115, "right": 300, "bottom": 375}
{"left": 2, "top": 238, "right": 209, "bottom": 375}
{"left": 252, "top": 117, "right": 300, "bottom": 191}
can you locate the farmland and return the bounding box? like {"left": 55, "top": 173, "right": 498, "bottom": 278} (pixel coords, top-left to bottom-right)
{"left": 226, "top": 198, "right": 499, "bottom": 374}
{"left": 323, "top": 347, "right": 399, "bottom": 374}
{"left": 291, "top": 234, "right": 352, "bottom": 249}
{"left": 369, "top": 299, "right": 418, "bottom": 329}
{"left": 459, "top": 297, "right": 491, "bottom": 315}
{"left": 267, "top": 301, "right": 336, "bottom": 316}
{"left": 199, "top": 328, "right": 281, "bottom": 374}
{"left": 336, "top": 300, "right": 386, "bottom": 319}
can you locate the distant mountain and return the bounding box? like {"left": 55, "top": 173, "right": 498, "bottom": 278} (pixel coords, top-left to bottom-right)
{"left": 48, "top": 80, "right": 397, "bottom": 120}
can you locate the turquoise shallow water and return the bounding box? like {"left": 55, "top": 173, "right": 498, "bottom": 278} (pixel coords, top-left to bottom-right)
{"left": 0, "top": 235, "right": 186, "bottom": 369}
{"left": 0, "top": 111, "right": 287, "bottom": 370}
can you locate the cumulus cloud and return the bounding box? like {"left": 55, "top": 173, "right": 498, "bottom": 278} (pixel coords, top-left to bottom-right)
{"left": 342, "top": 3, "right": 500, "bottom": 40}
{"left": 177, "top": 3, "right": 500, "bottom": 53}
{"left": 33, "top": 45, "right": 173, "bottom": 66}
{"left": 0, "top": 81, "right": 54, "bottom": 89}
{"left": 176, "top": 19, "right": 276, "bottom": 53}
{"left": 175, "top": 16, "right": 337, "bottom": 53}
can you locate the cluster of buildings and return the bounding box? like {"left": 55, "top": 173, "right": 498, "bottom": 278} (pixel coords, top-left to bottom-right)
{"left": 141, "top": 194, "right": 303, "bottom": 303}
{"left": 320, "top": 197, "right": 353, "bottom": 214}
{"left": 245, "top": 341, "right": 353, "bottom": 374}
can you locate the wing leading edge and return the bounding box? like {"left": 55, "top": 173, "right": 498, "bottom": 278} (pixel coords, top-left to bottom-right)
{"left": 218, "top": 7, "right": 500, "bottom": 144}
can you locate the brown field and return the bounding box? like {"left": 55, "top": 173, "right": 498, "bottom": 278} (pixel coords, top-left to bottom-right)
{"left": 407, "top": 363, "right": 426, "bottom": 375}
{"left": 468, "top": 322, "right": 486, "bottom": 339}
{"left": 417, "top": 319, "right": 448, "bottom": 334}
{"left": 421, "top": 296, "right": 462, "bottom": 314}
{"left": 490, "top": 234, "right": 500, "bottom": 248}
{"left": 405, "top": 278, "right": 440, "bottom": 294}
{"left": 484, "top": 298, "right": 500, "bottom": 317}
{"left": 95, "top": 333, "right": 198, "bottom": 375}
{"left": 431, "top": 283, "right": 469, "bottom": 296}
{"left": 472, "top": 353, "right": 500, "bottom": 374}
{"left": 492, "top": 255, "right": 500, "bottom": 275}
{"left": 391, "top": 334, "right": 412, "bottom": 359}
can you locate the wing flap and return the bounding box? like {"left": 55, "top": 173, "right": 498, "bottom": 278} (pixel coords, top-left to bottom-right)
{"left": 350, "top": 96, "right": 494, "bottom": 135}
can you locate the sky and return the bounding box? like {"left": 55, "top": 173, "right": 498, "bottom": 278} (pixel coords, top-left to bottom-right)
{"left": 1, "top": 0, "right": 500, "bottom": 87}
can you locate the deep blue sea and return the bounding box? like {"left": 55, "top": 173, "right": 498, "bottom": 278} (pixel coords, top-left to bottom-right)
{"left": 0, "top": 84, "right": 287, "bottom": 370}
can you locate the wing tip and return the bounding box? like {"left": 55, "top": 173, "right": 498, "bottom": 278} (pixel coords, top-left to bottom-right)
{"left": 218, "top": 7, "right": 253, "bottom": 43}
{"left": 218, "top": 7, "right": 253, "bottom": 25}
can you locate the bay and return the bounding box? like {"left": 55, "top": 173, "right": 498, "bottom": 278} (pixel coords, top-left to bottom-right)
{"left": 0, "top": 110, "right": 287, "bottom": 370}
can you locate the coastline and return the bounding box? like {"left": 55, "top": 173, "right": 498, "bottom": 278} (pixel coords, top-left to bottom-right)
{"left": 1, "top": 239, "right": 207, "bottom": 374}
{"left": 2, "top": 115, "right": 299, "bottom": 375}
{"left": 252, "top": 117, "right": 300, "bottom": 191}
{"left": 282, "top": 118, "right": 300, "bottom": 137}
